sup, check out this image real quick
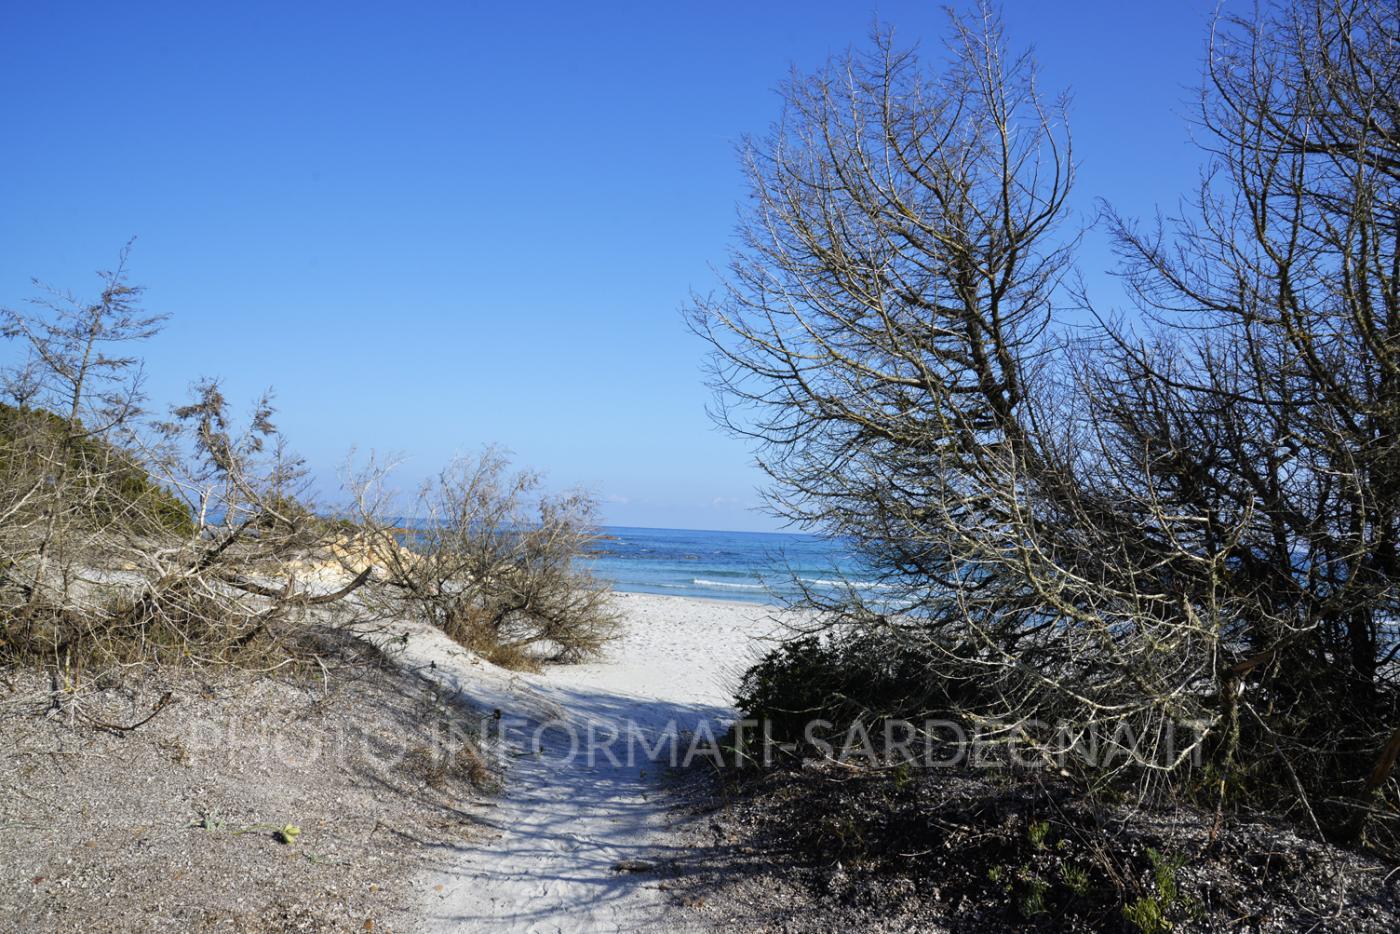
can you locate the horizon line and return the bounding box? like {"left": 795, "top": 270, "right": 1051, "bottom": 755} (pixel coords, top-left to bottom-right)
{"left": 596, "top": 523, "right": 813, "bottom": 536}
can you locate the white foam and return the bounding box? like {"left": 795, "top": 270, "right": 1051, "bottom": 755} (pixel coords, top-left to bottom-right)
{"left": 798, "top": 576, "right": 891, "bottom": 591}
{"left": 692, "top": 577, "right": 766, "bottom": 590}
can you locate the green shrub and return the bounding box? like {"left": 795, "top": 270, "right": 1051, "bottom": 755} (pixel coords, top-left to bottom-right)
{"left": 735, "top": 626, "right": 985, "bottom": 750}
{"left": 0, "top": 403, "right": 192, "bottom": 537}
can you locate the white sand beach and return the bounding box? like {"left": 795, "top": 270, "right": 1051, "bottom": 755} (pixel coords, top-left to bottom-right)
{"left": 367, "top": 591, "right": 792, "bottom": 933}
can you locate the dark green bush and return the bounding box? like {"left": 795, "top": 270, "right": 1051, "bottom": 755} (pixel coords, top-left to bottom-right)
{"left": 735, "top": 626, "right": 987, "bottom": 749}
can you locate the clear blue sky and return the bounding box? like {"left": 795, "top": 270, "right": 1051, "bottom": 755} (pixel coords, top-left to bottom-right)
{"left": 0, "top": 0, "right": 1221, "bottom": 531}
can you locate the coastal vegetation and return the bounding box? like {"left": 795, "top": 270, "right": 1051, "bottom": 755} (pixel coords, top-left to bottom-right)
{"left": 693, "top": 0, "right": 1400, "bottom": 924}
{"left": 345, "top": 447, "right": 619, "bottom": 668}
{"left": 3, "top": 0, "right": 1396, "bottom": 928}
{"left": 0, "top": 248, "right": 614, "bottom": 684}
{"left": 0, "top": 256, "right": 611, "bottom": 927}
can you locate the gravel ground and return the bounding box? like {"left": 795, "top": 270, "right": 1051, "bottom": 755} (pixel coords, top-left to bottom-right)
{"left": 0, "top": 637, "right": 493, "bottom": 933}
{"left": 658, "top": 761, "right": 1400, "bottom": 933}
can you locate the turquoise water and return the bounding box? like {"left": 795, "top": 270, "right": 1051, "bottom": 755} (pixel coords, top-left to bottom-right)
{"left": 582, "top": 526, "right": 870, "bottom": 605}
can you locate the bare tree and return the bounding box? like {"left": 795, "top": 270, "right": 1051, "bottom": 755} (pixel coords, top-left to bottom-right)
{"left": 0, "top": 243, "right": 166, "bottom": 608}
{"left": 694, "top": 0, "right": 1400, "bottom": 845}
{"left": 692, "top": 7, "right": 1072, "bottom": 537}
{"left": 690, "top": 6, "right": 1091, "bottom": 737}
{"left": 1102, "top": 0, "right": 1400, "bottom": 837}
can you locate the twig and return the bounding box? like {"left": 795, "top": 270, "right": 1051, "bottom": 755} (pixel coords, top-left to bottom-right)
{"left": 78, "top": 691, "right": 176, "bottom": 738}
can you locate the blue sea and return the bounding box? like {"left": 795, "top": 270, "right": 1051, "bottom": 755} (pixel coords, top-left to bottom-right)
{"left": 582, "top": 526, "right": 872, "bottom": 605}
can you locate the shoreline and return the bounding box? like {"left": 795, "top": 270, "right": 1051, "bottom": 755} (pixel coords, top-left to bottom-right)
{"left": 608, "top": 587, "right": 787, "bottom": 610}
{"left": 580, "top": 525, "right": 858, "bottom": 609}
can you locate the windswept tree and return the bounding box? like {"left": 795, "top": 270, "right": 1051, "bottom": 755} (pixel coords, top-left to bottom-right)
{"left": 0, "top": 244, "right": 168, "bottom": 607}
{"left": 691, "top": 8, "right": 1073, "bottom": 552}
{"left": 691, "top": 8, "right": 1090, "bottom": 732}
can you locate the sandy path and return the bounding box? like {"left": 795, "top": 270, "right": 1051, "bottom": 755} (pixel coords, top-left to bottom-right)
{"left": 378, "top": 592, "right": 784, "bottom": 933}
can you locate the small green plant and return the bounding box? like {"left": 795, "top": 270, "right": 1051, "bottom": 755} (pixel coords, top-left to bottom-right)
{"left": 1060, "top": 862, "right": 1091, "bottom": 898}
{"left": 1149, "top": 848, "right": 1184, "bottom": 903}
{"left": 1027, "top": 819, "right": 1051, "bottom": 850}
{"left": 819, "top": 812, "right": 866, "bottom": 855}
{"left": 1123, "top": 847, "right": 1190, "bottom": 934}
{"left": 188, "top": 810, "right": 307, "bottom": 846}
{"left": 189, "top": 809, "right": 222, "bottom": 832}
{"left": 1124, "top": 896, "right": 1169, "bottom": 934}
{"left": 1017, "top": 875, "right": 1050, "bottom": 918}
